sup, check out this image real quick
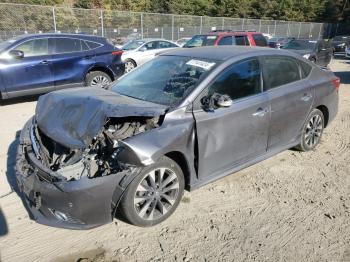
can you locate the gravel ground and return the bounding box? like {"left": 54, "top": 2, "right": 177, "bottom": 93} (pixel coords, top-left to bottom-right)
{"left": 0, "top": 58, "right": 349, "bottom": 262}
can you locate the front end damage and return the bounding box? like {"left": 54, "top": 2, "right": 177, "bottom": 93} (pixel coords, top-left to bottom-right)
{"left": 15, "top": 88, "right": 168, "bottom": 229}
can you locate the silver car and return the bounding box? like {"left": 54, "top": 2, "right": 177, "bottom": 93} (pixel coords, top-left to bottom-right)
{"left": 121, "top": 39, "right": 180, "bottom": 72}
{"left": 16, "top": 46, "right": 339, "bottom": 229}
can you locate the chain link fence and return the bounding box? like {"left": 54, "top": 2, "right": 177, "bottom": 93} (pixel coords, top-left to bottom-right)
{"left": 0, "top": 2, "right": 336, "bottom": 43}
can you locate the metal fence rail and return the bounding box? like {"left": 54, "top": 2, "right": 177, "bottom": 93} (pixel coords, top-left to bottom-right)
{"left": 0, "top": 2, "right": 335, "bottom": 42}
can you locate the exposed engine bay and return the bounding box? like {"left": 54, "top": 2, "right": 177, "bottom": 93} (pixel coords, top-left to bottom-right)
{"left": 31, "top": 116, "right": 161, "bottom": 181}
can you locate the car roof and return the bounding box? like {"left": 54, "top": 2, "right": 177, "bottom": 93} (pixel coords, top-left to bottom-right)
{"left": 10, "top": 33, "right": 106, "bottom": 42}
{"left": 206, "top": 31, "right": 262, "bottom": 36}
{"left": 160, "top": 46, "right": 299, "bottom": 61}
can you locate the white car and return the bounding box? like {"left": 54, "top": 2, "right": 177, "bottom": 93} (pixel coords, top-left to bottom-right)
{"left": 121, "top": 39, "right": 180, "bottom": 72}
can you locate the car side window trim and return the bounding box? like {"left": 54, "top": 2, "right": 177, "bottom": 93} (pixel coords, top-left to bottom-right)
{"left": 52, "top": 37, "right": 102, "bottom": 55}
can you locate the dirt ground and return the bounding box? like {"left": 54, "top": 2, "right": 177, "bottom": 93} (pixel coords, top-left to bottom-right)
{"left": 0, "top": 58, "right": 349, "bottom": 262}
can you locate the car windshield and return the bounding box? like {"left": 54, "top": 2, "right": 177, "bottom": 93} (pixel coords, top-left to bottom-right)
{"left": 183, "top": 35, "right": 218, "bottom": 48}
{"left": 111, "top": 55, "right": 219, "bottom": 106}
{"left": 283, "top": 40, "right": 316, "bottom": 50}
{"left": 122, "top": 40, "right": 145, "bottom": 51}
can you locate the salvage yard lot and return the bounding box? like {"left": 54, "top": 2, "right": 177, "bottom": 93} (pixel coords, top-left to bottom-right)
{"left": 0, "top": 58, "right": 349, "bottom": 262}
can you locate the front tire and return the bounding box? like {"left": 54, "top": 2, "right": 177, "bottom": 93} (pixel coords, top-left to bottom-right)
{"left": 296, "top": 109, "right": 324, "bottom": 152}
{"left": 124, "top": 59, "right": 136, "bottom": 73}
{"left": 119, "top": 156, "right": 184, "bottom": 227}
{"left": 85, "top": 71, "right": 111, "bottom": 88}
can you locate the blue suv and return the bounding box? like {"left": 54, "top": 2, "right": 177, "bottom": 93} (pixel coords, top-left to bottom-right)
{"left": 0, "top": 33, "right": 125, "bottom": 99}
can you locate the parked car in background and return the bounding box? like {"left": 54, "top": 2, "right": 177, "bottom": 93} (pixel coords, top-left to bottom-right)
{"left": 0, "top": 33, "right": 124, "bottom": 99}
{"left": 183, "top": 30, "right": 268, "bottom": 48}
{"left": 17, "top": 46, "right": 338, "bottom": 229}
{"left": 176, "top": 37, "right": 191, "bottom": 47}
{"left": 332, "top": 35, "right": 350, "bottom": 55}
{"left": 345, "top": 46, "right": 350, "bottom": 58}
{"left": 268, "top": 36, "right": 294, "bottom": 49}
{"left": 121, "top": 39, "right": 179, "bottom": 72}
{"left": 283, "top": 39, "right": 333, "bottom": 67}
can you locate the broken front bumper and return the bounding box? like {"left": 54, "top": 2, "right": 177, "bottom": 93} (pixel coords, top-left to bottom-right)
{"left": 15, "top": 118, "right": 132, "bottom": 229}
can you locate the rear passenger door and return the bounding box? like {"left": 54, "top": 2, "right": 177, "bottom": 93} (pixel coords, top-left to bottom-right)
{"left": 262, "top": 56, "right": 313, "bottom": 149}
{"left": 218, "top": 36, "right": 233, "bottom": 46}
{"left": 137, "top": 41, "right": 160, "bottom": 65}
{"left": 51, "top": 37, "right": 95, "bottom": 89}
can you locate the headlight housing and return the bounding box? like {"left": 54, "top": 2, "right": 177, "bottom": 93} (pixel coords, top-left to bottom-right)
{"left": 303, "top": 54, "right": 310, "bottom": 59}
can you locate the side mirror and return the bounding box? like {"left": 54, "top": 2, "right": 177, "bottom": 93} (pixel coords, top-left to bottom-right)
{"left": 139, "top": 47, "right": 147, "bottom": 52}
{"left": 201, "top": 93, "right": 232, "bottom": 111}
{"left": 9, "top": 50, "right": 24, "bottom": 59}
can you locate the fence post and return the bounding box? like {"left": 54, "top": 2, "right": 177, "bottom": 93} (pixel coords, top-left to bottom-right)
{"left": 52, "top": 6, "right": 57, "bottom": 33}
{"left": 141, "top": 13, "right": 144, "bottom": 38}
{"left": 287, "top": 22, "right": 290, "bottom": 37}
{"left": 171, "top": 14, "right": 174, "bottom": 41}
{"left": 298, "top": 22, "right": 301, "bottom": 38}
{"left": 308, "top": 23, "right": 312, "bottom": 39}
{"left": 200, "top": 16, "right": 203, "bottom": 34}
{"left": 258, "top": 20, "right": 261, "bottom": 32}
{"left": 100, "top": 9, "right": 104, "bottom": 37}
{"left": 318, "top": 24, "right": 322, "bottom": 39}
{"left": 274, "top": 20, "right": 277, "bottom": 35}
{"left": 222, "top": 17, "right": 224, "bottom": 30}
{"left": 241, "top": 18, "right": 245, "bottom": 30}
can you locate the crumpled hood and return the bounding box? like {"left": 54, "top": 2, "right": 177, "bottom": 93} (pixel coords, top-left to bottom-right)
{"left": 35, "top": 87, "right": 168, "bottom": 149}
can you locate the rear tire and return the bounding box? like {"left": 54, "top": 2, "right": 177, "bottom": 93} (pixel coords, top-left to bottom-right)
{"left": 295, "top": 109, "right": 324, "bottom": 152}
{"left": 119, "top": 156, "right": 184, "bottom": 227}
{"left": 85, "top": 71, "right": 111, "bottom": 88}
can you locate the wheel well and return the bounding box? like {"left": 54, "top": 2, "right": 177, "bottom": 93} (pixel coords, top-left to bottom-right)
{"left": 316, "top": 105, "right": 329, "bottom": 127}
{"left": 165, "top": 151, "right": 191, "bottom": 189}
{"left": 125, "top": 58, "right": 137, "bottom": 66}
{"left": 86, "top": 67, "right": 114, "bottom": 81}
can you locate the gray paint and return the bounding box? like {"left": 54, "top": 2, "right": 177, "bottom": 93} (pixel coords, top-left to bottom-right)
{"left": 16, "top": 46, "right": 339, "bottom": 229}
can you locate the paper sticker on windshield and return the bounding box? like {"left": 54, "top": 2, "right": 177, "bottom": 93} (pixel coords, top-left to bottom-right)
{"left": 186, "top": 59, "right": 216, "bottom": 70}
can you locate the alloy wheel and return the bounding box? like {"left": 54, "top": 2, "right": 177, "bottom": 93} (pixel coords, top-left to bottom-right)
{"left": 125, "top": 61, "right": 135, "bottom": 73}
{"left": 134, "top": 167, "right": 180, "bottom": 221}
{"left": 90, "top": 75, "right": 110, "bottom": 87}
{"left": 304, "top": 114, "right": 323, "bottom": 147}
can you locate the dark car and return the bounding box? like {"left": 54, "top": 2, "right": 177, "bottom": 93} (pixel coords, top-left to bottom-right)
{"left": 16, "top": 46, "right": 339, "bottom": 229}
{"left": 282, "top": 39, "right": 333, "bottom": 67}
{"left": 332, "top": 35, "right": 350, "bottom": 54}
{"left": 183, "top": 30, "right": 268, "bottom": 48}
{"left": 268, "top": 36, "right": 294, "bottom": 48}
{"left": 0, "top": 33, "right": 124, "bottom": 100}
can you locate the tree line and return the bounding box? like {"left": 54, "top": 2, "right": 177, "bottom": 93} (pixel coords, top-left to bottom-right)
{"left": 1, "top": 0, "right": 349, "bottom": 23}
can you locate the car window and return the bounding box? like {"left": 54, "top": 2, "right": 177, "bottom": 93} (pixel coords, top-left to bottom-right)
{"left": 183, "top": 35, "right": 218, "bottom": 47}
{"left": 81, "top": 40, "right": 90, "bottom": 51}
{"left": 54, "top": 38, "right": 82, "bottom": 54}
{"left": 85, "top": 41, "right": 102, "bottom": 50}
{"left": 234, "top": 35, "right": 249, "bottom": 46}
{"left": 317, "top": 41, "right": 325, "bottom": 51}
{"left": 263, "top": 56, "right": 301, "bottom": 90}
{"left": 252, "top": 34, "right": 268, "bottom": 46}
{"left": 218, "top": 36, "right": 233, "bottom": 46}
{"left": 299, "top": 60, "right": 312, "bottom": 78}
{"left": 159, "top": 41, "right": 176, "bottom": 49}
{"left": 15, "top": 38, "right": 49, "bottom": 57}
{"left": 208, "top": 59, "right": 261, "bottom": 100}
{"left": 144, "top": 41, "right": 158, "bottom": 50}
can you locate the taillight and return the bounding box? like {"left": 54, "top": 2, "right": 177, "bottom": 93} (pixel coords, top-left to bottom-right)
{"left": 112, "top": 51, "right": 123, "bottom": 55}
{"left": 331, "top": 77, "right": 340, "bottom": 91}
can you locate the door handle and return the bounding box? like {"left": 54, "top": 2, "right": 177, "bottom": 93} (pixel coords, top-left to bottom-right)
{"left": 40, "top": 60, "right": 49, "bottom": 65}
{"left": 253, "top": 108, "right": 268, "bottom": 117}
{"left": 301, "top": 93, "right": 312, "bottom": 102}
{"left": 84, "top": 55, "right": 93, "bottom": 59}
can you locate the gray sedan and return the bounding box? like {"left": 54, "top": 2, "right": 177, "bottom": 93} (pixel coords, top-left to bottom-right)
{"left": 16, "top": 46, "right": 339, "bottom": 229}
{"left": 121, "top": 39, "right": 180, "bottom": 72}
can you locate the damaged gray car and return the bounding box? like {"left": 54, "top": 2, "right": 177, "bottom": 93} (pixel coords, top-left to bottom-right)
{"left": 16, "top": 46, "right": 339, "bottom": 229}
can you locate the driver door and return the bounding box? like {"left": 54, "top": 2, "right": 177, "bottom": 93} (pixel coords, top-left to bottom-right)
{"left": 2, "top": 38, "right": 54, "bottom": 98}
{"left": 137, "top": 41, "right": 159, "bottom": 66}
{"left": 193, "top": 58, "right": 270, "bottom": 180}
